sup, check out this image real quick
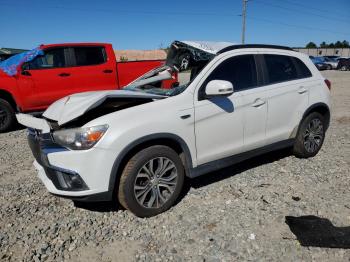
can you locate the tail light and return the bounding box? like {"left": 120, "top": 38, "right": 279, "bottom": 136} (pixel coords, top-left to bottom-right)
{"left": 324, "top": 79, "right": 331, "bottom": 90}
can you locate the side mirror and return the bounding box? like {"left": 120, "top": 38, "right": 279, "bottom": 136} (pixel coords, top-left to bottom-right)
{"left": 205, "top": 80, "right": 234, "bottom": 97}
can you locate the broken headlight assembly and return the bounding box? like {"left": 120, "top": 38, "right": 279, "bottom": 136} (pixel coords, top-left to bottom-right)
{"left": 52, "top": 125, "right": 108, "bottom": 150}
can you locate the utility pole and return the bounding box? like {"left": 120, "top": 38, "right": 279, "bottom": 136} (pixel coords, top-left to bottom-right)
{"left": 241, "top": 0, "right": 248, "bottom": 44}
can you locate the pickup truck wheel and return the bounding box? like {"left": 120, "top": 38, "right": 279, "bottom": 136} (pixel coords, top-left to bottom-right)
{"left": 293, "top": 112, "right": 325, "bottom": 158}
{"left": 118, "top": 145, "right": 185, "bottom": 217}
{"left": 0, "top": 98, "right": 16, "bottom": 133}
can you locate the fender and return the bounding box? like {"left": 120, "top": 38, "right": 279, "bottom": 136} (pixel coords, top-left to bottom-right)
{"left": 108, "top": 133, "right": 194, "bottom": 194}
{"left": 302, "top": 102, "right": 330, "bottom": 129}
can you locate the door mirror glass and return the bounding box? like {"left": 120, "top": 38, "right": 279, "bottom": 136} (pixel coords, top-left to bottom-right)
{"left": 205, "top": 80, "right": 234, "bottom": 97}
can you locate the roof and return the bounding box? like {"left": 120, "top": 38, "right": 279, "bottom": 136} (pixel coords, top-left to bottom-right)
{"left": 218, "top": 44, "right": 293, "bottom": 54}
{"left": 176, "top": 41, "right": 293, "bottom": 55}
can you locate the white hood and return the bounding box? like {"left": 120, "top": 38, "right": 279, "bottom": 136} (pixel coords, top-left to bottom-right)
{"left": 43, "top": 90, "right": 165, "bottom": 126}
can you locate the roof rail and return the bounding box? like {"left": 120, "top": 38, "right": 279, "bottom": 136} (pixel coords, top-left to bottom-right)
{"left": 217, "top": 44, "right": 293, "bottom": 54}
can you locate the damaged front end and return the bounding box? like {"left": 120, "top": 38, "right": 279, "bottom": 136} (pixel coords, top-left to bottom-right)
{"left": 16, "top": 91, "right": 166, "bottom": 197}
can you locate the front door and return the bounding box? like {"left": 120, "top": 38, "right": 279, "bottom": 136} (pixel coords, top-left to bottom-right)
{"left": 19, "top": 47, "right": 74, "bottom": 110}
{"left": 194, "top": 54, "right": 264, "bottom": 165}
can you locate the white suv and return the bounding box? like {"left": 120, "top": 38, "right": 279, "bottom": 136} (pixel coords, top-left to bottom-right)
{"left": 17, "top": 41, "right": 331, "bottom": 217}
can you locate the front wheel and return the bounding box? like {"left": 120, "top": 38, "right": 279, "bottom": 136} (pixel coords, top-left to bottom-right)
{"left": 0, "top": 98, "right": 16, "bottom": 133}
{"left": 118, "top": 145, "right": 185, "bottom": 217}
{"left": 293, "top": 112, "right": 326, "bottom": 158}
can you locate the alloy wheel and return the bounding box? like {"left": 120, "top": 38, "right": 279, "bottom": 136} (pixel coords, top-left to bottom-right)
{"left": 134, "top": 157, "right": 178, "bottom": 209}
{"left": 303, "top": 118, "right": 324, "bottom": 153}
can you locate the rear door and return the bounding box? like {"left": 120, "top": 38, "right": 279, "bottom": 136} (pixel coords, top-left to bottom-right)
{"left": 68, "top": 46, "right": 117, "bottom": 91}
{"left": 261, "top": 54, "right": 311, "bottom": 145}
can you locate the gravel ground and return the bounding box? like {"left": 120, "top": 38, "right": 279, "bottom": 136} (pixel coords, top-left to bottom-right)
{"left": 0, "top": 71, "right": 349, "bottom": 261}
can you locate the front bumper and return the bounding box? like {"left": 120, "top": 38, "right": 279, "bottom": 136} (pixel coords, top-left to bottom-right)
{"left": 27, "top": 129, "right": 115, "bottom": 201}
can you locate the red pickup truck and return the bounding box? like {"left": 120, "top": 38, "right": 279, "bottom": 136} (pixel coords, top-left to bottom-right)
{"left": 0, "top": 43, "right": 177, "bottom": 132}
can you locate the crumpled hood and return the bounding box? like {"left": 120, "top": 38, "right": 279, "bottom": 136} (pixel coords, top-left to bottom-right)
{"left": 43, "top": 90, "right": 165, "bottom": 126}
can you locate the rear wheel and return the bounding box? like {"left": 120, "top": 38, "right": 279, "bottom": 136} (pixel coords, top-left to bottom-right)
{"left": 326, "top": 64, "right": 332, "bottom": 70}
{"left": 118, "top": 145, "right": 185, "bottom": 217}
{"left": 0, "top": 98, "right": 16, "bottom": 133}
{"left": 340, "top": 65, "right": 347, "bottom": 71}
{"left": 293, "top": 112, "right": 326, "bottom": 158}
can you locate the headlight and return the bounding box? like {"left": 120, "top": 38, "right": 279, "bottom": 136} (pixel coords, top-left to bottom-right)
{"left": 53, "top": 125, "right": 108, "bottom": 150}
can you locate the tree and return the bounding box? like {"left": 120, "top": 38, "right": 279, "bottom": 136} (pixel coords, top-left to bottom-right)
{"left": 306, "top": 42, "right": 317, "bottom": 48}
{"left": 320, "top": 41, "right": 327, "bottom": 48}
{"left": 334, "top": 41, "right": 343, "bottom": 48}
{"left": 342, "top": 40, "right": 349, "bottom": 48}
{"left": 328, "top": 43, "right": 335, "bottom": 48}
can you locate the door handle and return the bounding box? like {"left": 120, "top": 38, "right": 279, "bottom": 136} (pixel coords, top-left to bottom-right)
{"left": 103, "top": 69, "right": 113, "bottom": 74}
{"left": 298, "top": 87, "right": 307, "bottom": 94}
{"left": 58, "top": 73, "right": 70, "bottom": 77}
{"left": 252, "top": 98, "right": 266, "bottom": 107}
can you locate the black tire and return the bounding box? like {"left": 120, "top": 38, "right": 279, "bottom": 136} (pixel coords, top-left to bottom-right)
{"left": 293, "top": 112, "right": 326, "bottom": 158}
{"left": 340, "top": 65, "right": 347, "bottom": 71}
{"left": 0, "top": 98, "right": 16, "bottom": 133}
{"left": 326, "top": 64, "right": 332, "bottom": 70}
{"left": 118, "top": 145, "right": 185, "bottom": 217}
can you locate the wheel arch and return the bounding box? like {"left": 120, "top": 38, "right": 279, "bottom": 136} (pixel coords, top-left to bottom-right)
{"left": 108, "top": 133, "right": 194, "bottom": 198}
{"left": 302, "top": 102, "right": 330, "bottom": 130}
{"left": 0, "top": 89, "right": 18, "bottom": 112}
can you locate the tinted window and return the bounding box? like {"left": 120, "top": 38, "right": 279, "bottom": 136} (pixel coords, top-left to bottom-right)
{"left": 264, "top": 54, "right": 298, "bottom": 84}
{"left": 28, "top": 48, "right": 66, "bottom": 69}
{"left": 293, "top": 57, "right": 312, "bottom": 78}
{"left": 74, "top": 47, "right": 106, "bottom": 66}
{"left": 204, "top": 55, "right": 257, "bottom": 92}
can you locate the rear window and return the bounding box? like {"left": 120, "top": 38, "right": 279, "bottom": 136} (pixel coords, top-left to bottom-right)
{"left": 73, "top": 47, "right": 106, "bottom": 66}
{"left": 264, "top": 54, "right": 298, "bottom": 84}
{"left": 293, "top": 57, "right": 312, "bottom": 78}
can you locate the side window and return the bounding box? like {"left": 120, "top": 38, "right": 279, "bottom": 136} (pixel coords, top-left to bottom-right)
{"left": 293, "top": 57, "right": 312, "bottom": 78}
{"left": 73, "top": 47, "right": 106, "bottom": 66}
{"left": 204, "top": 55, "right": 257, "bottom": 92}
{"left": 264, "top": 54, "right": 298, "bottom": 84}
{"left": 27, "top": 48, "right": 66, "bottom": 70}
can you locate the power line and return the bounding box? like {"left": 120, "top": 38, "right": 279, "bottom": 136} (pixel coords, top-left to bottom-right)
{"left": 252, "top": 0, "right": 350, "bottom": 24}
{"left": 0, "top": 1, "right": 348, "bottom": 38}
{"left": 247, "top": 16, "right": 350, "bottom": 37}
{"left": 0, "top": 2, "right": 237, "bottom": 17}
{"left": 275, "top": 0, "right": 350, "bottom": 18}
